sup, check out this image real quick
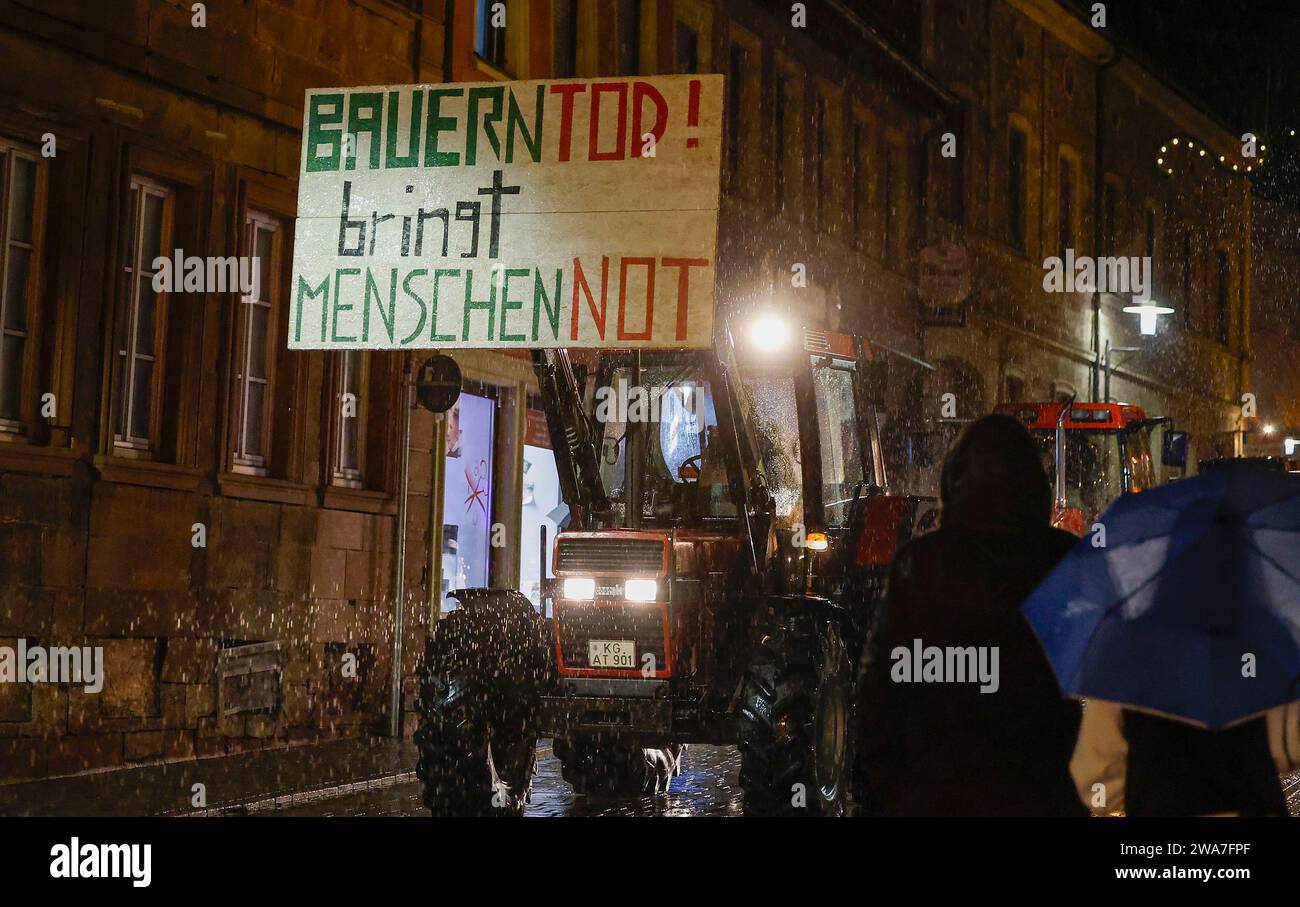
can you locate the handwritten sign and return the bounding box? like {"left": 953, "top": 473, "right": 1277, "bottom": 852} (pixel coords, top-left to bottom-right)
{"left": 288, "top": 75, "right": 722, "bottom": 350}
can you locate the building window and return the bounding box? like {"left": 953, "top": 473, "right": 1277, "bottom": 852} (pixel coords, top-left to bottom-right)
{"left": 617, "top": 0, "right": 640, "bottom": 75}
{"left": 851, "top": 119, "right": 867, "bottom": 241}
{"left": 553, "top": 0, "right": 577, "bottom": 78}
{"left": 911, "top": 140, "right": 928, "bottom": 251}
{"left": 675, "top": 21, "right": 699, "bottom": 74}
{"left": 1058, "top": 153, "right": 1076, "bottom": 259}
{"left": 334, "top": 350, "right": 364, "bottom": 486}
{"left": 0, "top": 141, "right": 40, "bottom": 431}
{"left": 726, "top": 43, "right": 745, "bottom": 193}
{"left": 114, "top": 177, "right": 172, "bottom": 454}
{"left": 1004, "top": 371, "right": 1026, "bottom": 403}
{"left": 883, "top": 138, "right": 907, "bottom": 264}
{"left": 812, "top": 95, "right": 827, "bottom": 229}
{"left": 1102, "top": 179, "right": 1118, "bottom": 257}
{"left": 773, "top": 72, "right": 788, "bottom": 211}
{"left": 1215, "top": 249, "right": 1230, "bottom": 345}
{"left": 1144, "top": 206, "right": 1157, "bottom": 294}
{"left": 1007, "top": 126, "right": 1027, "bottom": 251}
{"left": 931, "top": 125, "right": 963, "bottom": 226}
{"left": 1051, "top": 381, "right": 1076, "bottom": 403}
{"left": 232, "top": 213, "right": 281, "bottom": 474}
{"left": 476, "top": 0, "right": 508, "bottom": 70}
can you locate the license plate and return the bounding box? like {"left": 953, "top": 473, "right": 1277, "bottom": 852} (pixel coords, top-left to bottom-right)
{"left": 588, "top": 639, "right": 636, "bottom": 669}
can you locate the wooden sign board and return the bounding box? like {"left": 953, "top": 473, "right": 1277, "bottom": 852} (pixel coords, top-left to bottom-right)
{"left": 288, "top": 75, "right": 723, "bottom": 350}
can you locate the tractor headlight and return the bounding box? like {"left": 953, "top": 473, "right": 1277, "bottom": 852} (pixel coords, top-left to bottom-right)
{"left": 562, "top": 577, "right": 596, "bottom": 600}
{"left": 623, "top": 578, "right": 657, "bottom": 602}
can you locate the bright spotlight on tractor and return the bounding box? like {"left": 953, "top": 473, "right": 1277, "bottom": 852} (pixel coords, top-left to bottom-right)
{"left": 749, "top": 314, "right": 791, "bottom": 353}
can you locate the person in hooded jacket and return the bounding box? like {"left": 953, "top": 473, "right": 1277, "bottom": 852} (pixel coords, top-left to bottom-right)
{"left": 854, "top": 414, "right": 1087, "bottom": 816}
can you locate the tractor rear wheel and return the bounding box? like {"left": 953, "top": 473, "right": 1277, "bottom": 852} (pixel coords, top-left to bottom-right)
{"left": 737, "top": 606, "right": 853, "bottom": 816}
{"left": 414, "top": 590, "right": 552, "bottom": 817}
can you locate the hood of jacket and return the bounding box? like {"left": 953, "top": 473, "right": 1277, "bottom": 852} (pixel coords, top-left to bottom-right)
{"left": 940, "top": 414, "right": 1053, "bottom": 531}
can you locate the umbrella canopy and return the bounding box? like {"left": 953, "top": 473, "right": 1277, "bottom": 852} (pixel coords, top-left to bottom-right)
{"left": 1023, "top": 465, "right": 1300, "bottom": 729}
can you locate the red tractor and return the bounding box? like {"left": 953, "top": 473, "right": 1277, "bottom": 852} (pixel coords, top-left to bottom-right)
{"left": 414, "top": 318, "right": 934, "bottom": 815}
{"left": 993, "top": 401, "right": 1188, "bottom": 535}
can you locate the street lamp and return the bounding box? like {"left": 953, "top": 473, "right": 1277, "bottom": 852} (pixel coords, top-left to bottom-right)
{"left": 1102, "top": 340, "right": 1143, "bottom": 402}
{"left": 1122, "top": 298, "right": 1175, "bottom": 335}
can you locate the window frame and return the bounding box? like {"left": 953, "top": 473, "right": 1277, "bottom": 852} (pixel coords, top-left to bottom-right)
{"left": 850, "top": 116, "right": 868, "bottom": 243}
{"left": 113, "top": 174, "right": 174, "bottom": 457}
{"left": 552, "top": 0, "right": 579, "bottom": 78}
{"left": 0, "top": 138, "right": 47, "bottom": 438}
{"left": 1057, "top": 147, "right": 1079, "bottom": 260}
{"left": 1213, "top": 247, "right": 1231, "bottom": 346}
{"left": 330, "top": 348, "right": 369, "bottom": 489}
{"left": 1007, "top": 123, "right": 1029, "bottom": 253}
{"left": 231, "top": 210, "right": 283, "bottom": 476}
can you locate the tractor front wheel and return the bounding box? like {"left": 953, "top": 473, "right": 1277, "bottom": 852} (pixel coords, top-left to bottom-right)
{"left": 413, "top": 590, "right": 552, "bottom": 817}
{"left": 737, "top": 606, "right": 854, "bottom": 816}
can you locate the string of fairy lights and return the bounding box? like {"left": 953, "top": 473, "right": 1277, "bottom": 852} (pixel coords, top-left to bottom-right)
{"left": 1155, "top": 127, "right": 1297, "bottom": 177}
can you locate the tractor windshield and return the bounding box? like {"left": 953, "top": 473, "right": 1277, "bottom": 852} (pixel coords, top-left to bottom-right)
{"left": 593, "top": 352, "right": 738, "bottom": 528}
{"left": 1032, "top": 430, "right": 1124, "bottom": 519}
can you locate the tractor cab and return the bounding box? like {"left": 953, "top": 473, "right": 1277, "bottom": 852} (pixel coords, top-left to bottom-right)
{"left": 536, "top": 316, "right": 899, "bottom": 706}
{"left": 993, "top": 401, "right": 1187, "bottom": 534}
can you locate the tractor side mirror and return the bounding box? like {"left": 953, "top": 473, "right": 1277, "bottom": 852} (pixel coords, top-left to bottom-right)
{"left": 1162, "top": 430, "right": 1189, "bottom": 469}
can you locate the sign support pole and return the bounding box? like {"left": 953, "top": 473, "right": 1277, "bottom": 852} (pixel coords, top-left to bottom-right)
{"left": 389, "top": 371, "right": 414, "bottom": 738}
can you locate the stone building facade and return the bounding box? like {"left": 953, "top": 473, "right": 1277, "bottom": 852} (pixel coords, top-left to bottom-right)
{"left": 0, "top": 0, "right": 448, "bottom": 785}
{"left": 918, "top": 0, "right": 1253, "bottom": 461}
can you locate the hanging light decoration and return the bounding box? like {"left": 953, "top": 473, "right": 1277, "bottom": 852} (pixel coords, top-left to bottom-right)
{"left": 1152, "top": 128, "right": 1294, "bottom": 179}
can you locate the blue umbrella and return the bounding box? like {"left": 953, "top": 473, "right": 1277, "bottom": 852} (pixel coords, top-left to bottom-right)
{"left": 1023, "top": 465, "right": 1300, "bottom": 729}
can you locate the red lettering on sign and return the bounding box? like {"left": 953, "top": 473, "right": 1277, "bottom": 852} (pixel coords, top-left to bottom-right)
{"left": 617, "top": 257, "right": 656, "bottom": 341}
{"left": 571, "top": 256, "right": 609, "bottom": 340}
{"left": 549, "top": 83, "right": 586, "bottom": 162}
{"left": 589, "top": 83, "right": 628, "bottom": 161}
{"left": 661, "top": 257, "right": 708, "bottom": 341}
{"left": 631, "top": 82, "right": 668, "bottom": 157}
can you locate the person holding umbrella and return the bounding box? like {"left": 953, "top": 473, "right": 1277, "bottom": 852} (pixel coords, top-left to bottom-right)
{"left": 1024, "top": 462, "right": 1300, "bottom": 816}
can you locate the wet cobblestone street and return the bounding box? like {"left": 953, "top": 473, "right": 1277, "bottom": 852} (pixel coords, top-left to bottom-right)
{"left": 271, "top": 741, "right": 744, "bottom": 817}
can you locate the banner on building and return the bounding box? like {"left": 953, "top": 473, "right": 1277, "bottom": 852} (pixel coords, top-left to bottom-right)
{"left": 288, "top": 75, "right": 723, "bottom": 350}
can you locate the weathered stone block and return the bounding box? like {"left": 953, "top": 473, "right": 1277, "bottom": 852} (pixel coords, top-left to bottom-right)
{"left": 161, "top": 637, "right": 217, "bottom": 684}
{"left": 46, "top": 733, "right": 119, "bottom": 777}
{"left": 245, "top": 714, "right": 278, "bottom": 738}
{"left": 99, "top": 638, "right": 158, "bottom": 719}
{"left": 124, "top": 730, "right": 164, "bottom": 761}
{"left": 0, "top": 523, "right": 42, "bottom": 588}
{"left": 309, "top": 548, "right": 344, "bottom": 597}
{"left": 162, "top": 729, "right": 195, "bottom": 760}
{"left": 316, "top": 509, "right": 363, "bottom": 551}
{"left": 185, "top": 682, "right": 216, "bottom": 723}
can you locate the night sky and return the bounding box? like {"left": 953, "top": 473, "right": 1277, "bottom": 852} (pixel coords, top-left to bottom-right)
{"left": 1064, "top": 0, "right": 1300, "bottom": 202}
